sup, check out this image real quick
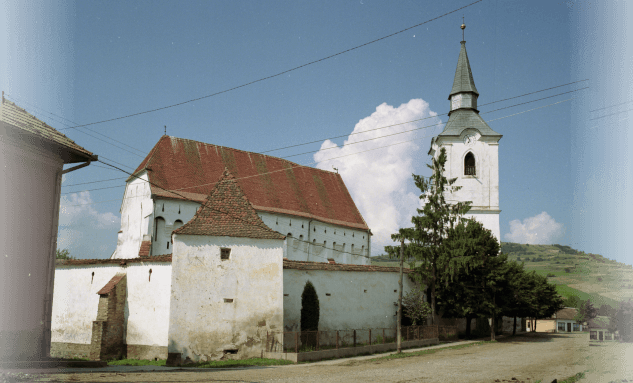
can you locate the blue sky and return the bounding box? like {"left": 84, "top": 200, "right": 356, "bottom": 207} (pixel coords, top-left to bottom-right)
{"left": 1, "top": 1, "right": 630, "bottom": 263}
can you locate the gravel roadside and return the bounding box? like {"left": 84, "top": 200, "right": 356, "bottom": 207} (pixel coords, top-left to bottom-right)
{"left": 24, "top": 333, "right": 602, "bottom": 382}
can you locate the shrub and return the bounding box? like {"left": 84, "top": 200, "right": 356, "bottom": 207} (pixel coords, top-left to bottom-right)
{"left": 547, "top": 273, "right": 555, "bottom": 278}
{"left": 564, "top": 267, "right": 571, "bottom": 273}
{"left": 597, "top": 276, "right": 603, "bottom": 282}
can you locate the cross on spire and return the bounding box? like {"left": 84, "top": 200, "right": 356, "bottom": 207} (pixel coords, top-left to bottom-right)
{"left": 461, "top": 16, "right": 466, "bottom": 41}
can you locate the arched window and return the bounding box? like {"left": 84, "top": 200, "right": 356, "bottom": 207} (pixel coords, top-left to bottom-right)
{"left": 154, "top": 217, "right": 165, "bottom": 241}
{"left": 464, "top": 152, "right": 476, "bottom": 176}
{"left": 153, "top": 217, "right": 169, "bottom": 255}
{"left": 173, "top": 220, "right": 184, "bottom": 231}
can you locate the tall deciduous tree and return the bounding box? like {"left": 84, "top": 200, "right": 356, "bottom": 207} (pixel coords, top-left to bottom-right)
{"left": 434, "top": 218, "right": 503, "bottom": 338}
{"left": 386, "top": 147, "right": 471, "bottom": 324}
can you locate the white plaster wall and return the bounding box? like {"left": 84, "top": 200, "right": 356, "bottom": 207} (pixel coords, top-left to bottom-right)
{"left": 113, "top": 172, "right": 153, "bottom": 259}
{"left": 151, "top": 199, "right": 200, "bottom": 256}
{"left": 283, "top": 269, "right": 420, "bottom": 332}
{"left": 50, "top": 263, "right": 172, "bottom": 347}
{"left": 433, "top": 130, "right": 501, "bottom": 244}
{"left": 169, "top": 235, "right": 284, "bottom": 361}
{"left": 258, "top": 212, "right": 370, "bottom": 265}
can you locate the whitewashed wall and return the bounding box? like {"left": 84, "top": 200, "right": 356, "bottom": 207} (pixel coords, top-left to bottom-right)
{"left": 169, "top": 235, "right": 284, "bottom": 362}
{"left": 258, "top": 212, "right": 371, "bottom": 265}
{"left": 51, "top": 263, "right": 172, "bottom": 347}
{"left": 282, "top": 269, "right": 419, "bottom": 332}
{"left": 113, "top": 172, "right": 152, "bottom": 259}
{"left": 151, "top": 199, "right": 200, "bottom": 256}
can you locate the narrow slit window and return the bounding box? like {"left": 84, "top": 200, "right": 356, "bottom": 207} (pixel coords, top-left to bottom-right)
{"left": 221, "top": 248, "right": 231, "bottom": 260}
{"left": 224, "top": 298, "right": 234, "bottom": 303}
{"left": 465, "top": 152, "right": 476, "bottom": 175}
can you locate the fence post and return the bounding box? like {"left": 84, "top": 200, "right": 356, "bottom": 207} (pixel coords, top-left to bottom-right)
{"left": 336, "top": 331, "right": 339, "bottom": 349}
{"left": 316, "top": 331, "right": 319, "bottom": 351}
{"left": 383, "top": 329, "right": 385, "bottom": 344}
{"left": 266, "top": 330, "right": 269, "bottom": 351}
{"left": 369, "top": 329, "right": 372, "bottom": 346}
{"left": 295, "top": 332, "right": 298, "bottom": 353}
{"left": 353, "top": 330, "right": 356, "bottom": 347}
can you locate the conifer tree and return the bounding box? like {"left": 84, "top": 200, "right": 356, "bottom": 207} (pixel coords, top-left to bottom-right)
{"left": 386, "top": 147, "right": 471, "bottom": 324}
{"left": 300, "top": 280, "right": 320, "bottom": 332}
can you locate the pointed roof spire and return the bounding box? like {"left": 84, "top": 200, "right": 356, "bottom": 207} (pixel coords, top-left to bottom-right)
{"left": 448, "top": 37, "right": 479, "bottom": 99}
{"left": 173, "top": 167, "right": 285, "bottom": 240}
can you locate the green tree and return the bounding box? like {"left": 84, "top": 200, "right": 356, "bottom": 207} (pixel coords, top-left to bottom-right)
{"left": 385, "top": 147, "right": 471, "bottom": 324}
{"left": 402, "top": 288, "right": 432, "bottom": 325}
{"left": 574, "top": 299, "right": 598, "bottom": 324}
{"left": 563, "top": 295, "right": 580, "bottom": 308}
{"left": 522, "top": 272, "right": 565, "bottom": 332}
{"left": 434, "top": 219, "right": 504, "bottom": 338}
{"left": 55, "top": 249, "right": 74, "bottom": 260}
{"left": 614, "top": 299, "right": 633, "bottom": 342}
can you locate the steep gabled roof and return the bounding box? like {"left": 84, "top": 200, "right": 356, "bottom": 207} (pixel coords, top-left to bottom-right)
{"left": 131, "top": 135, "right": 369, "bottom": 231}
{"left": 173, "top": 168, "right": 286, "bottom": 240}
{"left": 449, "top": 41, "right": 479, "bottom": 99}
{"left": 553, "top": 307, "right": 578, "bottom": 321}
{"left": 0, "top": 98, "right": 97, "bottom": 163}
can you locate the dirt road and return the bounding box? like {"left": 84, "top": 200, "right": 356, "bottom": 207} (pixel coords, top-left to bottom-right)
{"left": 39, "top": 333, "right": 609, "bottom": 382}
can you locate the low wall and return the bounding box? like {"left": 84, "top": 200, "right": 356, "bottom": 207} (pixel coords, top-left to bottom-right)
{"left": 50, "top": 342, "right": 168, "bottom": 360}
{"left": 263, "top": 338, "right": 439, "bottom": 363}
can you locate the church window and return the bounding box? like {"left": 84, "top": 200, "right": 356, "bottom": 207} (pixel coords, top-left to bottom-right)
{"left": 289, "top": 219, "right": 291, "bottom": 226}
{"left": 224, "top": 298, "right": 234, "bottom": 303}
{"left": 326, "top": 293, "right": 331, "bottom": 296}
{"left": 221, "top": 248, "right": 231, "bottom": 260}
{"left": 149, "top": 268, "right": 152, "bottom": 281}
{"left": 465, "top": 152, "right": 476, "bottom": 175}
{"left": 173, "top": 220, "right": 183, "bottom": 231}
{"left": 91, "top": 272, "right": 94, "bottom": 284}
{"left": 162, "top": 203, "right": 164, "bottom": 212}
{"left": 166, "top": 242, "right": 169, "bottom": 250}
{"left": 313, "top": 227, "right": 316, "bottom": 232}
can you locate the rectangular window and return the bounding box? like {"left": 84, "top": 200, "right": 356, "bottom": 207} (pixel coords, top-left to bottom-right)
{"left": 221, "top": 248, "right": 231, "bottom": 260}
{"left": 573, "top": 323, "right": 580, "bottom": 332}
{"left": 558, "top": 322, "right": 566, "bottom": 331}
{"left": 590, "top": 331, "right": 597, "bottom": 340}
{"left": 224, "top": 298, "right": 233, "bottom": 303}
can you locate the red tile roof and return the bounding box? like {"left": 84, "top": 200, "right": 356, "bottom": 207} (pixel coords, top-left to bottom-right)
{"left": 96, "top": 273, "right": 125, "bottom": 295}
{"left": 130, "top": 136, "right": 369, "bottom": 231}
{"left": 55, "top": 255, "right": 172, "bottom": 267}
{"left": 283, "top": 259, "right": 413, "bottom": 273}
{"left": 173, "top": 169, "right": 286, "bottom": 240}
{"left": 138, "top": 241, "right": 151, "bottom": 257}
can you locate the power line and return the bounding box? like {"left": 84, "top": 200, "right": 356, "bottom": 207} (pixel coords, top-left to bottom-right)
{"left": 588, "top": 107, "right": 633, "bottom": 121}
{"left": 4, "top": 94, "right": 148, "bottom": 158}
{"left": 590, "top": 99, "right": 633, "bottom": 113}
{"left": 61, "top": 184, "right": 125, "bottom": 195}
{"left": 261, "top": 80, "right": 589, "bottom": 155}
{"left": 62, "top": 177, "right": 127, "bottom": 187}
{"left": 59, "top": 1, "right": 482, "bottom": 131}
{"left": 67, "top": 95, "right": 576, "bottom": 204}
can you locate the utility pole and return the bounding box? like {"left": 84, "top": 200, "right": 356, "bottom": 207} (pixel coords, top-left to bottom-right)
{"left": 397, "top": 238, "right": 404, "bottom": 353}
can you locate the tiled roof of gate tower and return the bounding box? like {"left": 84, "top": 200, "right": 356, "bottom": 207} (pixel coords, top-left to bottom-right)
{"left": 131, "top": 135, "right": 370, "bottom": 231}
{"left": 173, "top": 169, "right": 286, "bottom": 239}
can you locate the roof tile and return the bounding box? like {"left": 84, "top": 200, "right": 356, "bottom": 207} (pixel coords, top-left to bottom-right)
{"left": 96, "top": 273, "right": 125, "bottom": 295}
{"left": 283, "top": 259, "right": 413, "bottom": 273}
{"left": 173, "top": 168, "right": 286, "bottom": 240}
{"left": 131, "top": 136, "right": 369, "bottom": 231}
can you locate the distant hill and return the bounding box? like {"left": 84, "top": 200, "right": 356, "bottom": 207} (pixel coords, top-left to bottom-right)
{"left": 371, "top": 242, "right": 633, "bottom": 309}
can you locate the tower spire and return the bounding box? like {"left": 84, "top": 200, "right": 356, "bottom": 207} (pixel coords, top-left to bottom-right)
{"left": 461, "top": 16, "right": 465, "bottom": 41}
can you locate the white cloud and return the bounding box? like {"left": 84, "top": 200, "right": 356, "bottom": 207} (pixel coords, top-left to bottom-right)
{"left": 314, "top": 99, "right": 443, "bottom": 254}
{"left": 504, "top": 212, "right": 564, "bottom": 245}
{"left": 57, "top": 191, "right": 119, "bottom": 258}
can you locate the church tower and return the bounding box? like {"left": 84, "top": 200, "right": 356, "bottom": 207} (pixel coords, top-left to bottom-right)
{"left": 428, "top": 23, "right": 502, "bottom": 242}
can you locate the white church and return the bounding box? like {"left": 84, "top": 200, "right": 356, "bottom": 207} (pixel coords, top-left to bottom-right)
{"left": 50, "top": 33, "right": 504, "bottom": 363}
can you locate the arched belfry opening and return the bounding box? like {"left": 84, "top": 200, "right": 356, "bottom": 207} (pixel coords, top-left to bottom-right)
{"left": 464, "top": 152, "right": 476, "bottom": 176}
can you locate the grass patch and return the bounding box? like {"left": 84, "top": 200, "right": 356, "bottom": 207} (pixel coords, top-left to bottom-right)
{"left": 558, "top": 372, "right": 585, "bottom": 383}
{"left": 190, "top": 358, "right": 294, "bottom": 368}
{"left": 107, "top": 359, "right": 167, "bottom": 366}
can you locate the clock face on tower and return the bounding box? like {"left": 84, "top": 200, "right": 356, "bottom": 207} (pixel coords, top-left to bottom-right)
{"left": 464, "top": 134, "right": 477, "bottom": 147}
{"left": 451, "top": 94, "right": 462, "bottom": 110}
